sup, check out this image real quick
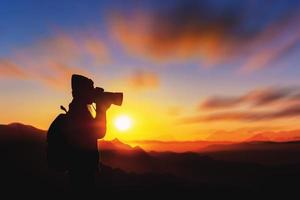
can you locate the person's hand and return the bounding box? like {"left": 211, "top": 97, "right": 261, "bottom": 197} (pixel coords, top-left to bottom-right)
{"left": 94, "top": 87, "right": 111, "bottom": 111}
{"left": 95, "top": 95, "right": 111, "bottom": 111}
{"left": 96, "top": 101, "right": 111, "bottom": 111}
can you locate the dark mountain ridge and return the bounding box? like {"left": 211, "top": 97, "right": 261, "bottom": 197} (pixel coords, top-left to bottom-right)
{"left": 1, "top": 123, "right": 299, "bottom": 197}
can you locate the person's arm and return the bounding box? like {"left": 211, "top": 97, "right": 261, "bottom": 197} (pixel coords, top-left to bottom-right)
{"left": 94, "top": 101, "right": 111, "bottom": 139}
{"left": 95, "top": 106, "right": 107, "bottom": 139}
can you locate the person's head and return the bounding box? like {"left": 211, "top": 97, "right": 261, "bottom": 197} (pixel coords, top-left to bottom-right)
{"left": 71, "top": 74, "right": 94, "bottom": 104}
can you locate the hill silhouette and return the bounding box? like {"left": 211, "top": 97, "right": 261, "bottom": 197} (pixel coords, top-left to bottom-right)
{"left": 1, "top": 123, "right": 300, "bottom": 198}
{"left": 201, "top": 140, "right": 300, "bottom": 165}
{"left": 126, "top": 140, "right": 233, "bottom": 152}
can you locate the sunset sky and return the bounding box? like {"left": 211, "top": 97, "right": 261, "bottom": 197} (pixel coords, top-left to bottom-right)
{"left": 1, "top": 0, "right": 300, "bottom": 144}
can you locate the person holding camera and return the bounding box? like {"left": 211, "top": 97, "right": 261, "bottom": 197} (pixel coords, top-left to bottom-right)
{"left": 63, "top": 74, "right": 122, "bottom": 196}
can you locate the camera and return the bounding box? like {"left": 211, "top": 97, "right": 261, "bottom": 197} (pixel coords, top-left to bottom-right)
{"left": 93, "top": 87, "right": 123, "bottom": 106}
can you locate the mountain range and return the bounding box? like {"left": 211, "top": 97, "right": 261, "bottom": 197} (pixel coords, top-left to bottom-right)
{"left": 1, "top": 122, "right": 300, "bottom": 198}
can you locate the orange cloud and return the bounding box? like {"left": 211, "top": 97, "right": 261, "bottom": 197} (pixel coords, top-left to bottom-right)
{"left": 109, "top": 2, "right": 300, "bottom": 69}
{"left": 183, "top": 104, "right": 300, "bottom": 123}
{"left": 0, "top": 59, "right": 28, "bottom": 78}
{"left": 127, "top": 70, "right": 160, "bottom": 90}
{"left": 35, "top": 61, "right": 88, "bottom": 89}
{"left": 0, "top": 34, "right": 109, "bottom": 89}
{"left": 200, "top": 87, "right": 297, "bottom": 110}
{"left": 181, "top": 86, "right": 300, "bottom": 124}
{"left": 200, "top": 97, "right": 241, "bottom": 110}
{"left": 83, "top": 38, "right": 110, "bottom": 64}
{"left": 109, "top": 9, "right": 235, "bottom": 62}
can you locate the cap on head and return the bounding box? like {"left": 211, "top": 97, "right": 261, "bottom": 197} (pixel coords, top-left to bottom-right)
{"left": 71, "top": 74, "right": 94, "bottom": 97}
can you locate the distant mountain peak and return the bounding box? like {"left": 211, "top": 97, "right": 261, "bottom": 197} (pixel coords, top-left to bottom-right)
{"left": 246, "top": 134, "right": 270, "bottom": 142}
{"left": 8, "top": 122, "right": 28, "bottom": 127}
{"left": 0, "top": 122, "right": 45, "bottom": 141}
{"left": 112, "top": 138, "right": 122, "bottom": 144}
{"left": 5, "top": 122, "right": 44, "bottom": 132}
{"left": 99, "top": 138, "right": 146, "bottom": 153}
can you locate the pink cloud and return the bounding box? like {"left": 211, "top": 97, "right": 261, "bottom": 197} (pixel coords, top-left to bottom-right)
{"left": 0, "top": 33, "right": 109, "bottom": 89}
{"left": 200, "top": 87, "right": 296, "bottom": 110}
{"left": 183, "top": 104, "right": 300, "bottom": 123}
{"left": 127, "top": 70, "right": 160, "bottom": 90}
{"left": 0, "top": 59, "right": 28, "bottom": 78}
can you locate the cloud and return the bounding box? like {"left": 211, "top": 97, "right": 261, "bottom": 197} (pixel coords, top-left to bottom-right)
{"left": 182, "top": 104, "right": 300, "bottom": 123}
{"left": 242, "top": 87, "right": 293, "bottom": 106}
{"left": 181, "top": 86, "right": 300, "bottom": 124}
{"left": 35, "top": 62, "right": 88, "bottom": 89}
{"left": 0, "top": 59, "right": 28, "bottom": 78}
{"left": 241, "top": 21, "right": 300, "bottom": 71}
{"left": 0, "top": 33, "right": 109, "bottom": 88}
{"left": 109, "top": 1, "right": 300, "bottom": 68}
{"left": 200, "top": 87, "right": 296, "bottom": 110}
{"left": 83, "top": 38, "right": 111, "bottom": 64}
{"left": 200, "top": 96, "right": 242, "bottom": 110}
{"left": 110, "top": 1, "right": 243, "bottom": 61}
{"left": 127, "top": 70, "right": 160, "bottom": 90}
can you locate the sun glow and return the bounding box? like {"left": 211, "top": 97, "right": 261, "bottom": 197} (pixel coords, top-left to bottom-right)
{"left": 115, "top": 115, "right": 132, "bottom": 131}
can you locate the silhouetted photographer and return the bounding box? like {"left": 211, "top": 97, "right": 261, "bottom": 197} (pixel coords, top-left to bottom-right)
{"left": 46, "top": 74, "right": 122, "bottom": 196}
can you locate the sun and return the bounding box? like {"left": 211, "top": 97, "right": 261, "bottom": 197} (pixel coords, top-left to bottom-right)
{"left": 115, "top": 115, "right": 132, "bottom": 131}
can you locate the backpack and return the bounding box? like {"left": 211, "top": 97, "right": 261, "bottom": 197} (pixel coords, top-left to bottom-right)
{"left": 46, "top": 106, "right": 68, "bottom": 172}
